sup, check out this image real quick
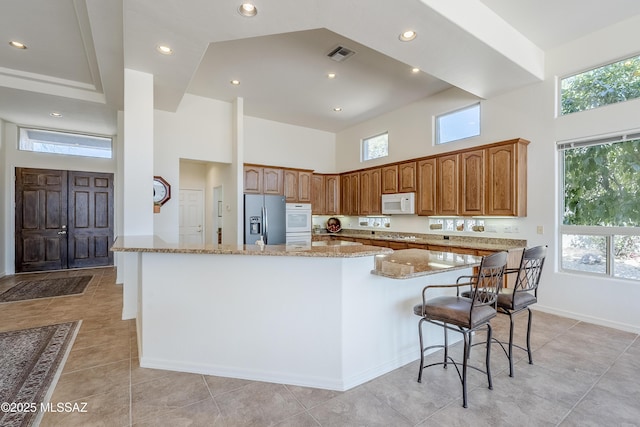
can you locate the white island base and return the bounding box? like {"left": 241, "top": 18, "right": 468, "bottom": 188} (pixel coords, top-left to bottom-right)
{"left": 136, "top": 251, "right": 469, "bottom": 391}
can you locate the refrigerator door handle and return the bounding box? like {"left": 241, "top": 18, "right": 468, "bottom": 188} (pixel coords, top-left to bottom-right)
{"left": 262, "top": 205, "right": 268, "bottom": 244}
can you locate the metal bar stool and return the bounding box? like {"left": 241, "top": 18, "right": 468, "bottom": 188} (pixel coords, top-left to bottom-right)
{"left": 414, "top": 251, "right": 508, "bottom": 408}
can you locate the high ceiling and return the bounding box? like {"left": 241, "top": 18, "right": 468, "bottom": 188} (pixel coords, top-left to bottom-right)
{"left": 1, "top": 0, "right": 640, "bottom": 135}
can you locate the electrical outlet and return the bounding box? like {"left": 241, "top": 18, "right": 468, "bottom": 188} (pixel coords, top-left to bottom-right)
{"left": 504, "top": 226, "right": 512, "bottom": 233}
{"left": 537, "top": 225, "right": 544, "bottom": 234}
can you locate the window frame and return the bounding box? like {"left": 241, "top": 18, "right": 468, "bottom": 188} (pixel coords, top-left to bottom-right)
{"left": 434, "top": 102, "right": 481, "bottom": 145}
{"left": 361, "top": 131, "right": 389, "bottom": 162}
{"left": 18, "top": 126, "right": 113, "bottom": 159}
{"left": 557, "top": 131, "right": 640, "bottom": 281}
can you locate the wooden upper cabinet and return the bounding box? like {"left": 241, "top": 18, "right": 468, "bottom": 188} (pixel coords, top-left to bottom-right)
{"left": 311, "top": 174, "right": 325, "bottom": 214}
{"left": 340, "top": 173, "right": 351, "bottom": 215}
{"left": 459, "top": 150, "right": 485, "bottom": 216}
{"left": 325, "top": 175, "right": 340, "bottom": 215}
{"left": 298, "top": 171, "right": 312, "bottom": 203}
{"left": 370, "top": 168, "right": 382, "bottom": 214}
{"left": 339, "top": 172, "right": 360, "bottom": 216}
{"left": 381, "top": 165, "right": 398, "bottom": 194}
{"left": 359, "top": 168, "right": 381, "bottom": 215}
{"left": 262, "top": 167, "right": 283, "bottom": 195}
{"left": 349, "top": 173, "right": 360, "bottom": 216}
{"left": 243, "top": 165, "right": 263, "bottom": 194}
{"left": 244, "top": 165, "right": 284, "bottom": 195}
{"left": 437, "top": 154, "right": 459, "bottom": 215}
{"left": 417, "top": 158, "right": 437, "bottom": 216}
{"left": 283, "top": 169, "right": 298, "bottom": 202}
{"left": 284, "top": 169, "right": 312, "bottom": 203}
{"left": 486, "top": 139, "right": 528, "bottom": 216}
{"left": 398, "top": 161, "right": 417, "bottom": 192}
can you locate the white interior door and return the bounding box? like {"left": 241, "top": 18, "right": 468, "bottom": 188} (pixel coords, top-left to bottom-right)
{"left": 179, "top": 189, "right": 204, "bottom": 245}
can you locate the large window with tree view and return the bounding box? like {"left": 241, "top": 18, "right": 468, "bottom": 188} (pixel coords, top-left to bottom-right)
{"left": 559, "top": 134, "right": 640, "bottom": 280}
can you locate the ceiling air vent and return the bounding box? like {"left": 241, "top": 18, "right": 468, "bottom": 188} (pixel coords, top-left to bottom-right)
{"left": 327, "top": 46, "right": 355, "bottom": 62}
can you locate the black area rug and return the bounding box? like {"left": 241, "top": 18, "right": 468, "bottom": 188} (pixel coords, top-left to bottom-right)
{"left": 0, "top": 321, "right": 81, "bottom": 427}
{"left": 0, "top": 276, "right": 92, "bottom": 303}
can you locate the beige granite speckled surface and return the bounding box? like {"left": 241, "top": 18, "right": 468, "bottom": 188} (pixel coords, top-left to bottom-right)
{"left": 372, "top": 248, "right": 482, "bottom": 279}
{"left": 110, "top": 235, "right": 391, "bottom": 258}
{"left": 315, "top": 230, "right": 526, "bottom": 252}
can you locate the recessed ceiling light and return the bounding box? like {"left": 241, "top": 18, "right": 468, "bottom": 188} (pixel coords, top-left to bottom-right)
{"left": 399, "top": 30, "right": 417, "bottom": 42}
{"left": 333, "top": 107, "right": 342, "bottom": 112}
{"left": 230, "top": 79, "right": 241, "bottom": 85}
{"left": 327, "top": 73, "right": 336, "bottom": 79}
{"left": 238, "top": 3, "right": 257, "bottom": 17}
{"left": 50, "top": 112, "right": 63, "bottom": 118}
{"left": 411, "top": 67, "right": 420, "bottom": 73}
{"left": 9, "top": 40, "right": 27, "bottom": 49}
{"left": 156, "top": 45, "right": 173, "bottom": 55}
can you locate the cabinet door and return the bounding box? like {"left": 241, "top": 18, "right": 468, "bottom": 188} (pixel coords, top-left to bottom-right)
{"left": 398, "top": 162, "right": 416, "bottom": 192}
{"left": 283, "top": 169, "right": 298, "bottom": 202}
{"left": 359, "top": 170, "right": 373, "bottom": 215}
{"left": 263, "top": 168, "right": 283, "bottom": 195}
{"left": 370, "top": 168, "right": 382, "bottom": 214}
{"left": 340, "top": 173, "right": 351, "bottom": 215}
{"left": 459, "top": 150, "right": 485, "bottom": 215}
{"left": 243, "top": 166, "right": 262, "bottom": 194}
{"left": 311, "top": 174, "right": 325, "bottom": 214}
{"left": 298, "top": 171, "right": 312, "bottom": 203}
{"left": 417, "top": 158, "right": 437, "bottom": 216}
{"left": 437, "top": 154, "right": 459, "bottom": 215}
{"left": 486, "top": 142, "right": 527, "bottom": 216}
{"left": 325, "top": 175, "right": 340, "bottom": 215}
{"left": 349, "top": 173, "right": 360, "bottom": 216}
{"left": 381, "top": 165, "right": 398, "bottom": 194}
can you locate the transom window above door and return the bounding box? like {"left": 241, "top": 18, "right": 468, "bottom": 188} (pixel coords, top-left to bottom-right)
{"left": 19, "top": 128, "right": 113, "bottom": 159}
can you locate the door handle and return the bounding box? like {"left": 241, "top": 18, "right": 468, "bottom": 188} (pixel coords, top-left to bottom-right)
{"left": 58, "top": 230, "right": 67, "bottom": 235}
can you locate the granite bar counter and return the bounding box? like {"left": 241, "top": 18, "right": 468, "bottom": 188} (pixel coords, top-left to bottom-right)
{"left": 112, "top": 235, "right": 469, "bottom": 392}
{"left": 111, "top": 235, "right": 391, "bottom": 257}
{"left": 373, "top": 248, "right": 482, "bottom": 279}
{"left": 314, "top": 230, "right": 526, "bottom": 252}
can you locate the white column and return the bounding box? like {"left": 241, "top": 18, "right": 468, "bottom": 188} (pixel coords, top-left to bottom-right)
{"left": 121, "top": 68, "right": 154, "bottom": 319}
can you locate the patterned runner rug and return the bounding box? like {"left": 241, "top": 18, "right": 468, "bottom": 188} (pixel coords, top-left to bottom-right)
{"left": 0, "top": 321, "right": 81, "bottom": 427}
{"left": 0, "top": 276, "right": 92, "bottom": 303}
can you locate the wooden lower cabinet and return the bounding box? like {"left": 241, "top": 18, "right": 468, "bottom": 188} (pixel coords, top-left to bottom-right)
{"left": 388, "top": 241, "right": 408, "bottom": 250}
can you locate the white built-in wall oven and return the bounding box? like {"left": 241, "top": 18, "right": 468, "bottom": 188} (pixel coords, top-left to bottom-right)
{"left": 286, "top": 203, "right": 312, "bottom": 246}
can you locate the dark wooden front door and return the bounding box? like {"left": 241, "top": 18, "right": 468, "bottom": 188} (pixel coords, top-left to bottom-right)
{"left": 15, "top": 168, "right": 114, "bottom": 273}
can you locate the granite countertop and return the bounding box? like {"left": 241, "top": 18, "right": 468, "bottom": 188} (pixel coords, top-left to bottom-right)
{"left": 372, "top": 248, "right": 482, "bottom": 279}
{"left": 110, "top": 235, "right": 390, "bottom": 258}
{"left": 315, "top": 231, "right": 526, "bottom": 252}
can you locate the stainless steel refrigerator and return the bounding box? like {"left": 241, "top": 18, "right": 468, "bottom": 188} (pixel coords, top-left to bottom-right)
{"left": 244, "top": 194, "right": 286, "bottom": 245}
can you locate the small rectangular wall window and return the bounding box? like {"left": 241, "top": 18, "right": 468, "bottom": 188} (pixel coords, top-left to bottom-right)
{"left": 362, "top": 132, "right": 389, "bottom": 161}
{"left": 435, "top": 103, "right": 480, "bottom": 145}
{"left": 19, "top": 128, "right": 113, "bottom": 159}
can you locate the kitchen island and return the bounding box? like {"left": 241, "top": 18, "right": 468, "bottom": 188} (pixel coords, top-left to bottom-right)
{"left": 112, "top": 236, "right": 481, "bottom": 391}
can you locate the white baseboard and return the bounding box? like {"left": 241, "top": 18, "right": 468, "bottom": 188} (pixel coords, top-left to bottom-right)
{"left": 534, "top": 305, "right": 640, "bottom": 334}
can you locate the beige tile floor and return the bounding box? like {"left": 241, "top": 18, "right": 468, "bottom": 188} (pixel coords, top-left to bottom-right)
{"left": 1, "top": 266, "right": 639, "bottom": 426}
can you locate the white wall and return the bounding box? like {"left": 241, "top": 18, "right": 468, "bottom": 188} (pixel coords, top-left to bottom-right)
{"left": 244, "top": 116, "right": 336, "bottom": 172}
{"left": 154, "top": 94, "right": 234, "bottom": 243}
{"left": 333, "top": 17, "right": 640, "bottom": 333}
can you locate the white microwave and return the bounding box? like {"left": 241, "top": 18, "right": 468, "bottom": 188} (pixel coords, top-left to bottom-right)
{"left": 381, "top": 192, "right": 415, "bottom": 215}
